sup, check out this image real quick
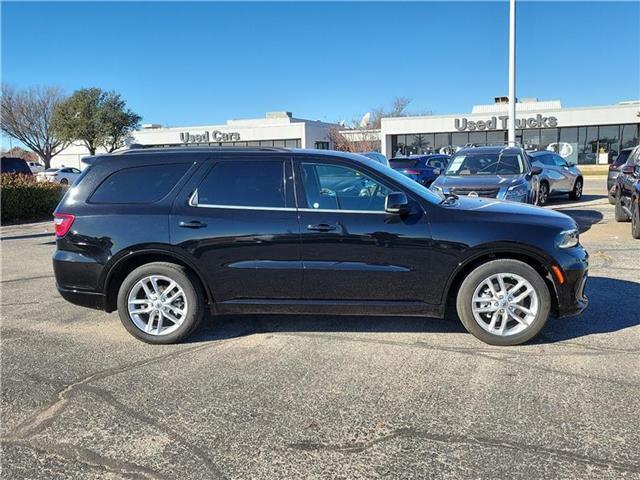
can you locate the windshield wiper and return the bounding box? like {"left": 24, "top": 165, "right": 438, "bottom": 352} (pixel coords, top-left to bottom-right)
{"left": 440, "top": 193, "right": 459, "bottom": 205}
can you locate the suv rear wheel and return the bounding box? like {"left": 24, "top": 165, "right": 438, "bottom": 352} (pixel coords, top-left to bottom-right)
{"left": 614, "top": 191, "right": 630, "bottom": 222}
{"left": 456, "top": 259, "right": 551, "bottom": 346}
{"left": 537, "top": 182, "right": 549, "bottom": 206}
{"left": 569, "top": 178, "right": 582, "bottom": 200}
{"left": 632, "top": 198, "right": 640, "bottom": 239}
{"left": 117, "top": 262, "right": 204, "bottom": 344}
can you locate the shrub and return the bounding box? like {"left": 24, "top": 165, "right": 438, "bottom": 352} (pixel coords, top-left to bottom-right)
{"left": 1, "top": 174, "right": 66, "bottom": 223}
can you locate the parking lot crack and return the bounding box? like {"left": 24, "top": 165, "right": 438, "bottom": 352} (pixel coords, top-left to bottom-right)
{"left": 9, "top": 335, "right": 248, "bottom": 440}
{"left": 2, "top": 438, "right": 170, "bottom": 480}
{"left": 288, "top": 428, "right": 640, "bottom": 474}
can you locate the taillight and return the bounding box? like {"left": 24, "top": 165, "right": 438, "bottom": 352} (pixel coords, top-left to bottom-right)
{"left": 54, "top": 214, "right": 75, "bottom": 237}
{"left": 609, "top": 164, "right": 619, "bottom": 171}
{"left": 403, "top": 169, "right": 421, "bottom": 175}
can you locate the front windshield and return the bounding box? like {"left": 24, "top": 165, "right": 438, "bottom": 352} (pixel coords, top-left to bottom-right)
{"left": 445, "top": 152, "right": 525, "bottom": 176}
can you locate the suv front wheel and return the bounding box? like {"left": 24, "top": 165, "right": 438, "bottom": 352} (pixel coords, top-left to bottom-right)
{"left": 456, "top": 259, "right": 551, "bottom": 346}
{"left": 117, "top": 262, "right": 205, "bottom": 344}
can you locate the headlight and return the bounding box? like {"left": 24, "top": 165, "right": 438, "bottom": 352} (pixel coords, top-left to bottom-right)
{"left": 506, "top": 184, "right": 528, "bottom": 198}
{"left": 556, "top": 229, "right": 579, "bottom": 248}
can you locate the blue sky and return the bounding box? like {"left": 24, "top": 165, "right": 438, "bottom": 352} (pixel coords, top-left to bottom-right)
{"left": 2, "top": 1, "right": 639, "bottom": 131}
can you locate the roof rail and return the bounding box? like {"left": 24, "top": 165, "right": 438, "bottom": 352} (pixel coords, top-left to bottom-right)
{"left": 118, "top": 145, "right": 291, "bottom": 155}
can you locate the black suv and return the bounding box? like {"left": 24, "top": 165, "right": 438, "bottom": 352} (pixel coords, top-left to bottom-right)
{"left": 614, "top": 145, "right": 640, "bottom": 238}
{"left": 53, "top": 147, "right": 588, "bottom": 346}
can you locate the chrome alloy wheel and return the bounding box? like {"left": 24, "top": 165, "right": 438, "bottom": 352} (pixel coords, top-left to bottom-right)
{"left": 127, "top": 275, "right": 188, "bottom": 336}
{"left": 471, "top": 273, "right": 539, "bottom": 337}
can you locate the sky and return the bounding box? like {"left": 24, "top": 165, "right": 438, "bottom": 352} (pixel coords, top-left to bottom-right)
{"left": 2, "top": 1, "right": 639, "bottom": 135}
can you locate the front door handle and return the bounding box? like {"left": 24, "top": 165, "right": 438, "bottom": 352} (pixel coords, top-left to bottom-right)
{"left": 307, "top": 223, "right": 337, "bottom": 232}
{"left": 179, "top": 220, "right": 207, "bottom": 229}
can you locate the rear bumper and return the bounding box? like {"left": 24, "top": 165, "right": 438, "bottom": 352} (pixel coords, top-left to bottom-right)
{"left": 57, "top": 285, "right": 106, "bottom": 311}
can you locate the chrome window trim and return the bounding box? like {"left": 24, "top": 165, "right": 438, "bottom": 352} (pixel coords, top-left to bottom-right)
{"left": 298, "top": 208, "right": 386, "bottom": 214}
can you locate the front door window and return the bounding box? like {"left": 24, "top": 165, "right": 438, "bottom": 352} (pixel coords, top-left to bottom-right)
{"left": 300, "top": 163, "right": 391, "bottom": 212}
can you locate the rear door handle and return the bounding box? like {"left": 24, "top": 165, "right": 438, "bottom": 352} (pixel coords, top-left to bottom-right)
{"left": 179, "top": 220, "right": 207, "bottom": 229}
{"left": 307, "top": 223, "right": 337, "bottom": 232}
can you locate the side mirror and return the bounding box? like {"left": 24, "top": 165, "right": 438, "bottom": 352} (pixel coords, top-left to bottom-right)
{"left": 385, "top": 192, "right": 410, "bottom": 214}
{"left": 621, "top": 164, "right": 635, "bottom": 175}
{"left": 530, "top": 166, "right": 543, "bottom": 176}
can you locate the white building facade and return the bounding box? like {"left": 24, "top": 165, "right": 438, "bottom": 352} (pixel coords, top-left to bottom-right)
{"left": 381, "top": 99, "right": 640, "bottom": 165}
{"left": 50, "top": 100, "right": 640, "bottom": 169}
{"left": 52, "top": 112, "right": 338, "bottom": 169}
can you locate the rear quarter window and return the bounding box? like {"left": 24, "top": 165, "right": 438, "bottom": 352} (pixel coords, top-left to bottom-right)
{"left": 90, "top": 163, "right": 190, "bottom": 204}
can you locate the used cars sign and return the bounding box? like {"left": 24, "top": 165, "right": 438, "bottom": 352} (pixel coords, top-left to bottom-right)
{"left": 180, "top": 130, "right": 241, "bottom": 143}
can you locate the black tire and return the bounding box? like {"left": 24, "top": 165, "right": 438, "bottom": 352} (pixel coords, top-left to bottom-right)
{"left": 117, "top": 262, "right": 205, "bottom": 344}
{"left": 632, "top": 198, "right": 640, "bottom": 239}
{"left": 614, "top": 191, "right": 630, "bottom": 222}
{"left": 537, "top": 182, "right": 549, "bottom": 206}
{"left": 569, "top": 178, "right": 582, "bottom": 200}
{"left": 608, "top": 187, "right": 616, "bottom": 205}
{"left": 456, "top": 259, "right": 551, "bottom": 346}
{"left": 59, "top": 178, "right": 69, "bottom": 185}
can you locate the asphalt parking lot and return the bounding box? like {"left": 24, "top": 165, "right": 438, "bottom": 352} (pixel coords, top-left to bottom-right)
{"left": 1, "top": 176, "right": 639, "bottom": 479}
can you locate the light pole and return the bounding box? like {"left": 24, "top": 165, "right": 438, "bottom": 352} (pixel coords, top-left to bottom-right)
{"left": 508, "top": 0, "right": 516, "bottom": 145}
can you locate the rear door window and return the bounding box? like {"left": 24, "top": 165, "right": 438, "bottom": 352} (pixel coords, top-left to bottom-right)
{"left": 194, "top": 160, "right": 286, "bottom": 208}
{"left": 90, "top": 163, "right": 190, "bottom": 204}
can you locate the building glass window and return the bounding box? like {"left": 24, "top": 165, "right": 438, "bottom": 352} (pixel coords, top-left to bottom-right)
{"left": 468, "top": 131, "right": 487, "bottom": 146}
{"left": 434, "top": 133, "right": 450, "bottom": 153}
{"left": 558, "top": 127, "right": 579, "bottom": 164}
{"left": 451, "top": 132, "right": 468, "bottom": 148}
{"left": 314, "top": 141, "right": 329, "bottom": 150}
{"left": 578, "top": 126, "right": 598, "bottom": 165}
{"left": 405, "top": 133, "right": 434, "bottom": 155}
{"left": 597, "top": 125, "right": 620, "bottom": 163}
{"left": 392, "top": 135, "right": 407, "bottom": 157}
{"left": 522, "top": 129, "right": 541, "bottom": 150}
{"left": 621, "top": 124, "right": 639, "bottom": 149}
{"left": 486, "top": 130, "right": 506, "bottom": 146}
{"left": 539, "top": 128, "right": 558, "bottom": 152}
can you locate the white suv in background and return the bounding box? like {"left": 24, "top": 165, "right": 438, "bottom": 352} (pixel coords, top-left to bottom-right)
{"left": 37, "top": 167, "right": 82, "bottom": 185}
{"left": 27, "top": 161, "right": 45, "bottom": 173}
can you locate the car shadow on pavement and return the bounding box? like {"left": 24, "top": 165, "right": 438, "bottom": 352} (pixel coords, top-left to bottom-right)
{"left": 553, "top": 209, "right": 604, "bottom": 233}
{"left": 538, "top": 276, "right": 640, "bottom": 344}
{"left": 545, "top": 193, "right": 605, "bottom": 205}
{"left": 186, "top": 277, "right": 638, "bottom": 345}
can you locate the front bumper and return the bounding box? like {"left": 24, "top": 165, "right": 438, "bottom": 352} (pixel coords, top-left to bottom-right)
{"left": 554, "top": 247, "right": 589, "bottom": 317}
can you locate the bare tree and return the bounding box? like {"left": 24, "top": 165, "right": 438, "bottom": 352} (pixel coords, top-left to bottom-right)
{"left": 328, "top": 127, "right": 380, "bottom": 153}
{"left": 0, "top": 146, "right": 39, "bottom": 162}
{"left": 1, "top": 85, "right": 70, "bottom": 169}
{"left": 330, "top": 97, "right": 427, "bottom": 153}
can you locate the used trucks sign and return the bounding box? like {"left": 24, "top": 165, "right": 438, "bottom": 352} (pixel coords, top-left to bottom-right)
{"left": 454, "top": 114, "right": 558, "bottom": 132}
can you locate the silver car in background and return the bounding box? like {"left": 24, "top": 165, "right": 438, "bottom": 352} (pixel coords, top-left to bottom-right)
{"left": 529, "top": 150, "right": 583, "bottom": 205}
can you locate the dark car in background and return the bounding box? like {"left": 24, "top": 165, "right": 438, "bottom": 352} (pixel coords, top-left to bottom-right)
{"left": 1, "top": 156, "right": 33, "bottom": 175}
{"left": 613, "top": 145, "right": 640, "bottom": 239}
{"left": 389, "top": 154, "right": 449, "bottom": 187}
{"left": 608, "top": 148, "right": 634, "bottom": 204}
{"left": 430, "top": 146, "right": 541, "bottom": 204}
{"left": 52, "top": 146, "right": 588, "bottom": 347}
{"left": 529, "top": 151, "right": 583, "bottom": 205}
{"left": 360, "top": 151, "right": 389, "bottom": 167}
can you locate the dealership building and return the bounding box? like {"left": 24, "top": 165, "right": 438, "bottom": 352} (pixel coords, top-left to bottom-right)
{"left": 52, "top": 99, "right": 639, "bottom": 169}
{"left": 381, "top": 98, "right": 640, "bottom": 165}
{"left": 52, "top": 111, "right": 338, "bottom": 169}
